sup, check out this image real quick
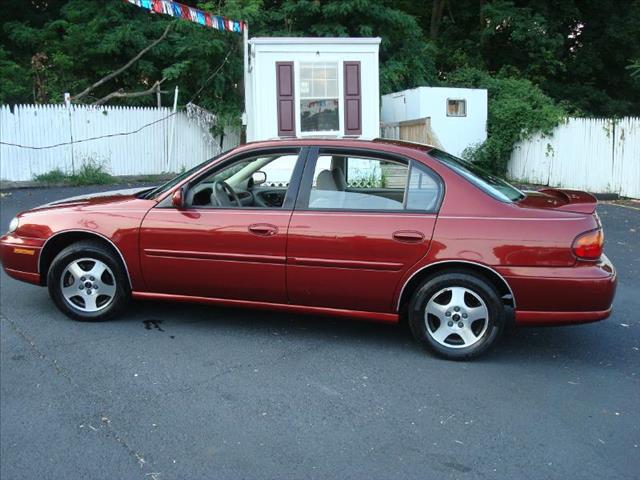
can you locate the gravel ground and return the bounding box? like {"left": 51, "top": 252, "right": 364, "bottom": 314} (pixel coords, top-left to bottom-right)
{"left": 1, "top": 186, "right": 639, "bottom": 480}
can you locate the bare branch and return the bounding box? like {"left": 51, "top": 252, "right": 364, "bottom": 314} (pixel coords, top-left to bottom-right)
{"left": 92, "top": 78, "right": 167, "bottom": 106}
{"left": 73, "top": 23, "right": 173, "bottom": 103}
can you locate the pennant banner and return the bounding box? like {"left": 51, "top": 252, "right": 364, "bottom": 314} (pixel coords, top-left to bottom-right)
{"left": 124, "top": 0, "right": 245, "bottom": 34}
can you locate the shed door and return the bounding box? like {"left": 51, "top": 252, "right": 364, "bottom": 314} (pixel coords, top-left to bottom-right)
{"left": 343, "top": 61, "right": 362, "bottom": 136}
{"left": 276, "top": 61, "right": 295, "bottom": 137}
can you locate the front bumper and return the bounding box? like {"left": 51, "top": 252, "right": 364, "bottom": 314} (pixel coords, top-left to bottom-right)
{"left": 0, "top": 233, "right": 44, "bottom": 285}
{"left": 499, "top": 254, "right": 617, "bottom": 326}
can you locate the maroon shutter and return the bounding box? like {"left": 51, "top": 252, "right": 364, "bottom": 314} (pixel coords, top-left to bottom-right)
{"left": 276, "top": 62, "right": 295, "bottom": 137}
{"left": 343, "top": 61, "right": 362, "bottom": 136}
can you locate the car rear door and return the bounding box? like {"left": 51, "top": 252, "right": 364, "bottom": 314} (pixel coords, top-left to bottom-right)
{"left": 286, "top": 147, "right": 443, "bottom": 313}
{"left": 139, "top": 147, "right": 307, "bottom": 303}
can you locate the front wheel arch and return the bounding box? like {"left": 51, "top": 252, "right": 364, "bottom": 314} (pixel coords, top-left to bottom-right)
{"left": 39, "top": 231, "right": 131, "bottom": 289}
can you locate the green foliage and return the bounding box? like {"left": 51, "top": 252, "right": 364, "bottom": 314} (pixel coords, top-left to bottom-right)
{"left": 0, "top": 0, "right": 243, "bottom": 114}
{"left": 34, "top": 159, "right": 115, "bottom": 185}
{"left": 348, "top": 167, "right": 388, "bottom": 188}
{"left": 447, "top": 67, "right": 566, "bottom": 175}
{"left": 72, "top": 160, "right": 115, "bottom": 185}
{"left": 627, "top": 60, "right": 640, "bottom": 79}
{"left": 478, "top": 1, "right": 565, "bottom": 83}
{"left": 247, "top": 0, "right": 437, "bottom": 95}
{"left": 33, "top": 168, "right": 68, "bottom": 184}
{"left": 0, "top": 0, "right": 437, "bottom": 108}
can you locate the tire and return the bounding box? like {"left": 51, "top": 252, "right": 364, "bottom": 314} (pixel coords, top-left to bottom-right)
{"left": 47, "top": 240, "right": 129, "bottom": 321}
{"left": 408, "top": 271, "right": 505, "bottom": 360}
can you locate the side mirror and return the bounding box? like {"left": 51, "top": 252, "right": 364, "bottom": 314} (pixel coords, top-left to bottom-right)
{"left": 171, "top": 186, "right": 185, "bottom": 209}
{"left": 252, "top": 171, "right": 267, "bottom": 186}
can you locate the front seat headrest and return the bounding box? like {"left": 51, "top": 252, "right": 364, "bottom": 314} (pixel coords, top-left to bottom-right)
{"left": 316, "top": 170, "right": 338, "bottom": 191}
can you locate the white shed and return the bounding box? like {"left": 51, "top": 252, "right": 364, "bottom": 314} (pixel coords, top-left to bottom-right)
{"left": 245, "top": 37, "right": 381, "bottom": 142}
{"left": 380, "top": 86, "right": 488, "bottom": 156}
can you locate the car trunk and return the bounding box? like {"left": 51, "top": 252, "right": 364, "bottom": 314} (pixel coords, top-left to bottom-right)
{"left": 518, "top": 188, "right": 598, "bottom": 214}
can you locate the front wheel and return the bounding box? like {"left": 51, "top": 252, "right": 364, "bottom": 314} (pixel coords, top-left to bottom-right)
{"left": 408, "top": 271, "right": 505, "bottom": 360}
{"left": 47, "top": 240, "right": 129, "bottom": 321}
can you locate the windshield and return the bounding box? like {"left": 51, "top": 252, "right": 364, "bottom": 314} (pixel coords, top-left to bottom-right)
{"left": 429, "top": 149, "right": 524, "bottom": 202}
{"left": 139, "top": 153, "right": 225, "bottom": 200}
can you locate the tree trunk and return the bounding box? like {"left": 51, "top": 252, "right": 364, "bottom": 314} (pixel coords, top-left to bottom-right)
{"left": 430, "top": 0, "right": 446, "bottom": 40}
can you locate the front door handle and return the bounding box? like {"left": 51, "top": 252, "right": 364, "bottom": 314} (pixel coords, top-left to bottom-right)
{"left": 392, "top": 230, "right": 425, "bottom": 243}
{"left": 248, "top": 223, "right": 278, "bottom": 236}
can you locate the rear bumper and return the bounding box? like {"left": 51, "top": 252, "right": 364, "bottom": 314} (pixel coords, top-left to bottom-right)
{"left": 515, "top": 307, "right": 612, "bottom": 326}
{"left": 0, "top": 234, "right": 43, "bottom": 285}
{"left": 500, "top": 254, "right": 617, "bottom": 326}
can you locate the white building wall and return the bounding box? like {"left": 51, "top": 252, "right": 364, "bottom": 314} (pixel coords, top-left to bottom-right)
{"left": 247, "top": 38, "right": 380, "bottom": 141}
{"left": 381, "top": 86, "right": 487, "bottom": 157}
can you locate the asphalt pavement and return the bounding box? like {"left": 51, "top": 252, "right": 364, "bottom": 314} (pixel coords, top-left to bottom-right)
{"left": 1, "top": 185, "right": 639, "bottom": 480}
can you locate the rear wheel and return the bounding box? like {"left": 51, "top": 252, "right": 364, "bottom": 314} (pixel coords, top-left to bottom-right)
{"left": 408, "top": 271, "right": 504, "bottom": 360}
{"left": 47, "top": 240, "right": 129, "bottom": 321}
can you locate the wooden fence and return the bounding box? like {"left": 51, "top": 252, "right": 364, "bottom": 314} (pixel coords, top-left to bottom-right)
{"left": 0, "top": 104, "right": 240, "bottom": 182}
{"left": 509, "top": 117, "right": 639, "bottom": 198}
{"left": 380, "top": 117, "right": 443, "bottom": 149}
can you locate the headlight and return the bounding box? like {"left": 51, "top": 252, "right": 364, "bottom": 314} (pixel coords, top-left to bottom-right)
{"left": 8, "top": 217, "right": 19, "bottom": 233}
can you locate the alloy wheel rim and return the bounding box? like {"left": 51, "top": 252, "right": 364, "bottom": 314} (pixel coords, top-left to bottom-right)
{"left": 60, "top": 258, "right": 116, "bottom": 313}
{"left": 424, "top": 286, "right": 489, "bottom": 349}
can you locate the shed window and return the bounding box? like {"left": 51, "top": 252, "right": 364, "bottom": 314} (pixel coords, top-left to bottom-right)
{"left": 447, "top": 99, "right": 467, "bottom": 117}
{"left": 299, "top": 62, "right": 339, "bottom": 132}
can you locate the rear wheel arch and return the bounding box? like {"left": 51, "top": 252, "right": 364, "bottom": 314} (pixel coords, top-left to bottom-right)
{"left": 397, "top": 261, "right": 515, "bottom": 313}
{"left": 39, "top": 231, "right": 131, "bottom": 289}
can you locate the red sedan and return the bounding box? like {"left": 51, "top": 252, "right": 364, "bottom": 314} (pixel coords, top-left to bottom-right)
{"left": 0, "top": 139, "right": 616, "bottom": 359}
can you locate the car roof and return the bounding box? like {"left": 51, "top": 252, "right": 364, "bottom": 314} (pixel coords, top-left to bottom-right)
{"left": 236, "top": 138, "right": 436, "bottom": 157}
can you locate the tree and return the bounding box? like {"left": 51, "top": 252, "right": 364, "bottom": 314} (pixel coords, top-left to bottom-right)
{"left": 248, "top": 0, "right": 438, "bottom": 95}
{"left": 428, "top": 0, "right": 640, "bottom": 116}
{"left": 0, "top": 0, "right": 244, "bottom": 120}
{"left": 446, "top": 67, "right": 566, "bottom": 175}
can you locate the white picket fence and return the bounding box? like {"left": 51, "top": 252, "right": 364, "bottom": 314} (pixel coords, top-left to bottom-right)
{"left": 0, "top": 104, "right": 241, "bottom": 182}
{"left": 509, "top": 117, "right": 640, "bottom": 198}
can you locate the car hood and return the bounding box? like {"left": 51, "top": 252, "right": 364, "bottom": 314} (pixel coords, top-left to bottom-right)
{"left": 32, "top": 186, "right": 155, "bottom": 211}
{"left": 518, "top": 188, "right": 597, "bottom": 214}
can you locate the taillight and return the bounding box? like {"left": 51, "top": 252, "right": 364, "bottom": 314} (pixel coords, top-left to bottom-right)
{"left": 572, "top": 229, "right": 604, "bottom": 260}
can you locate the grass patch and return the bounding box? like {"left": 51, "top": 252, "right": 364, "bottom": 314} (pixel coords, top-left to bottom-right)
{"left": 34, "top": 161, "right": 115, "bottom": 186}
{"left": 33, "top": 168, "right": 68, "bottom": 184}
{"left": 71, "top": 162, "right": 114, "bottom": 185}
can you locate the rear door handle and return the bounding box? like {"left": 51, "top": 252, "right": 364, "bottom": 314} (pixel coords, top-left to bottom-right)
{"left": 248, "top": 223, "right": 278, "bottom": 236}
{"left": 392, "top": 230, "right": 425, "bottom": 243}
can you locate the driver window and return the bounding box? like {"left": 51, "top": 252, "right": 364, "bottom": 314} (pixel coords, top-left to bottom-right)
{"left": 187, "top": 151, "right": 300, "bottom": 209}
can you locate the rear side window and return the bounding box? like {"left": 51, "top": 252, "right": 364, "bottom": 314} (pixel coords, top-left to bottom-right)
{"left": 304, "top": 152, "right": 441, "bottom": 212}
{"left": 406, "top": 163, "right": 440, "bottom": 210}
{"left": 430, "top": 149, "right": 523, "bottom": 202}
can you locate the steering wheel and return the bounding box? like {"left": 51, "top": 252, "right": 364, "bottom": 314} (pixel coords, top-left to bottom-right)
{"left": 211, "top": 181, "right": 241, "bottom": 207}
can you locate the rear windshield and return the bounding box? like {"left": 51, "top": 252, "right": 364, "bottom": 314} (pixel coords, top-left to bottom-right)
{"left": 429, "top": 149, "right": 524, "bottom": 202}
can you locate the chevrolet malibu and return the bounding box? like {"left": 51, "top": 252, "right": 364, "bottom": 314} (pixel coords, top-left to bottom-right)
{"left": 0, "top": 139, "right": 617, "bottom": 359}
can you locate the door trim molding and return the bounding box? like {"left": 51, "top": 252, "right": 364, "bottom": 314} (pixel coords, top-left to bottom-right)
{"left": 288, "top": 256, "right": 403, "bottom": 271}
{"left": 144, "top": 248, "right": 286, "bottom": 265}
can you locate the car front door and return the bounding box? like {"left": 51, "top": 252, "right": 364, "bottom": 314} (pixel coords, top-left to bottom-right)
{"left": 139, "top": 147, "right": 307, "bottom": 303}
{"left": 286, "top": 147, "right": 443, "bottom": 313}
